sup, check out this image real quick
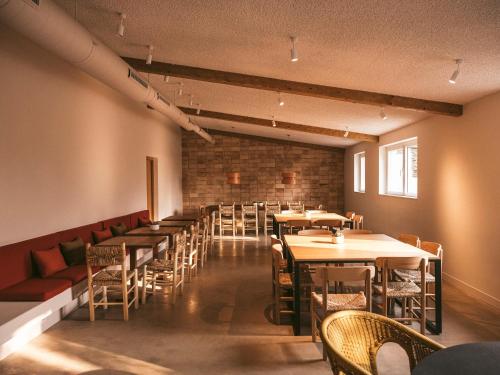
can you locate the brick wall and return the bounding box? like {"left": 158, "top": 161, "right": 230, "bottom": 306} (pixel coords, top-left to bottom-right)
{"left": 182, "top": 130, "right": 345, "bottom": 212}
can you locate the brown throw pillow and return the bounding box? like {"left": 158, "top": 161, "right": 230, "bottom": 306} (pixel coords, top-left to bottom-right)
{"left": 110, "top": 222, "right": 128, "bottom": 236}
{"left": 59, "top": 237, "right": 85, "bottom": 266}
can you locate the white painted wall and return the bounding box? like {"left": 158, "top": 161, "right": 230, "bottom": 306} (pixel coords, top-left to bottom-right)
{"left": 0, "top": 25, "right": 183, "bottom": 246}
{"left": 345, "top": 91, "right": 500, "bottom": 307}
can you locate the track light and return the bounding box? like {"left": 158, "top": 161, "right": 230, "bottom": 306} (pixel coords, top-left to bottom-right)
{"left": 290, "top": 36, "right": 298, "bottom": 62}
{"left": 163, "top": 75, "right": 170, "bottom": 82}
{"left": 278, "top": 93, "right": 284, "bottom": 106}
{"left": 117, "top": 13, "right": 126, "bottom": 37}
{"left": 344, "top": 126, "right": 349, "bottom": 138}
{"left": 449, "top": 59, "right": 463, "bottom": 84}
{"left": 146, "top": 45, "right": 154, "bottom": 65}
{"left": 272, "top": 116, "right": 277, "bottom": 127}
{"left": 380, "top": 108, "right": 387, "bottom": 120}
{"left": 196, "top": 104, "right": 201, "bottom": 115}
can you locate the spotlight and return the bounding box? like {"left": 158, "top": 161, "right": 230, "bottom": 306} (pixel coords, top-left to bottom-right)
{"left": 272, "top": 116, "right": 277, "bottom": 127}
{"left": 196, "top": 104, "right": 201, "bottom": 115}
{"left": 163, "top": 75, "right": 170, "bottom": 82}
{"left": 449, "top": 59, "right": 463, "bottom": 84}
{"left": 278, "top": 93, "right": 284, "bottom": 106}
{"left": 117, "top": 13, "right": 126, "bottom": 37}
{"left": 380, "top": 108, "right": 387, "bottom": 120}
{"left": 146, "top": 45, "right": 154, "bottom": 65}
{"left": 290, "top": 36, "right": 298, "bottom": 62}
{"left": 344, "top": 126, "right": 349, "bottom": 138}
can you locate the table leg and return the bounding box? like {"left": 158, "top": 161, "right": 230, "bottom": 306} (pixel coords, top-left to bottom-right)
{"left": 434, "top": 259, "right": 442, "bottom": 334}
{"left": 293, "top": 261, "right": 301, "bottom": 336}
{"left": 272, "top": 216, "right": 279, "bottom": 238}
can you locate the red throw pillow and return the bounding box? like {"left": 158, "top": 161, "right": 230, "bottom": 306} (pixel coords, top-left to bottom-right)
{"left": 32, "top": 247, "right": 68, "bottom": 278}
{"left": 92, "top": 228, "right": 113, "bottom": 243}
{"left": 138, "top": 217, "right": 152, "bottom": 227}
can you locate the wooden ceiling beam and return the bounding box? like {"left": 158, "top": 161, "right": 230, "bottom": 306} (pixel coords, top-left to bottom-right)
{"left": 123, "top": 56, "right": 463, "bottom": 117}
{"left": 178, "top": 107, "right": 379, "bottom": 143}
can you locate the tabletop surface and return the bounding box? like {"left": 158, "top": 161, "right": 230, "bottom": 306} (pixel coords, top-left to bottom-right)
{"left": 162, "top": 214, "right": 201, "bottom": 221}
{"left": 274, "top": 212, "right": 350, "bottom": 223}
{"left": 156, "top": 220, "right": 194, "bottom": 227}
{"left": 284, "top": 233, "right": 439, "bottom": 262}
{"left": 125, "top": 227, "right": 181, "bottom": 236}
{"left": 96, "top": 235, "right": 167, "bottom": 248}
{"left": 412, "top": 342, "right": 500, "bottom": 375}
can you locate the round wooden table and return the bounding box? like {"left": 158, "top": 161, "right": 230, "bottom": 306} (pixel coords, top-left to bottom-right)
{"left": 412, "top": 342, "right": 500, "bottom": 375}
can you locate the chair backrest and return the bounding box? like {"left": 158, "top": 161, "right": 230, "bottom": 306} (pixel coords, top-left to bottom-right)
{"left": 345, "top": 229, "right": 373, "bottom": 234}
{"left": 270, "top": 234, "right": 282, "bottom": 246}
{"left": 188, "top": 223, "right": 199, "bottom": 252}
{"left": 321, "top": 310, "right": 445, "bottom": 374}
{"left": 345, "top": 211, "right": 355, "bottom": 220}
{"left": 265, "top": 202, "right": 281, "bottom": 216}
{"left": 86, "top": 243, "right": 126, "bottom": 280}
{"left": 352, "top": 214, "right": 364, "bottom": 229}
{"left": 242, "top": 203, "right": 257, "bottom": 215}
{"left": 312, "top": 219, "right": 342, "bottom": 228}
{"left": 398, "top": 233, "right": 420, "bottom": 248}
{"left": 420, "top": 241, "right": 443, "bottom": 258}
{"left": 298, "top": 229, "right": 331, "bottom": 236}
{"left": 219, "top": 203, "right": 235, "bottom": 216}
{"left": 281, "top": 210, "right": 302, "bottom": 215}
{"left": 287, "top": 201, "right": 304, "bottom": 211}
{"left": 271, "top": 244, "right": 284, "bottom": 276}
{"left": 375, "top": 256, "right": 427, "bottom": 271}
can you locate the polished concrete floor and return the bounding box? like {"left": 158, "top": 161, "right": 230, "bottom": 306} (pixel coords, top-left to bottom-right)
{"left": 1, "top": 235, "right": 499, "bottom": 374}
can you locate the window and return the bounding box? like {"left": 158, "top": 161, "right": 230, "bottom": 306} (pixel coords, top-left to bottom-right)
{"left": 354, "top": 151, "right": 366, "bottom": 193}
{"left": 379, "top": 138, "right": 418, "bottom": 198}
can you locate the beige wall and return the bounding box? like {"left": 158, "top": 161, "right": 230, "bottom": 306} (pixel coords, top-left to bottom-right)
{"left": 345, "top": 91, "right": 500, "bottom": 306}
{"left": 0, "top": 25, "right": 183, "bottom": 246}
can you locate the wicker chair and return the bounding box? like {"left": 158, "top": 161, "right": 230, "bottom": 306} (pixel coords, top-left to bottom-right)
{"left": 321, "top": 310, "right": 445, "bottom": 375}
{"left": 218, "top": 203, "right": 236, "bottom": 237}
{"left": 272, "top": 244, "right": 294, "bottom": 324}
{"left": 198, "top": 215, "right": 210, "bottom": 268}
{"left": 352, "top": 215, "right": 364, "bottom": 229}
{"left": 398, "top": 233, "right": 421, "bottom": 248}
{"left": 264, "top": 201, "right": 281, "bottom": 236}
{"left": 86, "top": 243, "right": 139, "bottom": 321}
{"left": 287, "top": 201, "right": 305, "bottom": 212}
{"left": 373, "top": 257, "right": 427, "bottom": 334}
{"left": 241, "top": 203, "right": 259, "bottom": 237}
{"left": 185, "top": 223, "right": 199, "bottom": 281}
{"left": 298, "top": 229, "right": 332, "bottom": 236}
{"left": 345, "top": 211, "right": 355, "bottom": 220}
{"left": 311, "top": 266, "right": 374, "bottom": 360}
{"left": 144, "top": 230, "right": 186, "bottom": 304}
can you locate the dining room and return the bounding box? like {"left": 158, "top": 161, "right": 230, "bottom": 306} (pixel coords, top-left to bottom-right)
{"left": 0, "top": 0, "right": 499, "bottom": 374}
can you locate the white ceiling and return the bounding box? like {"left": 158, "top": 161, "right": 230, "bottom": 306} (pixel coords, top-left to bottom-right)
{"left": 57, "top": 0, "right": 500, "bottom": 147}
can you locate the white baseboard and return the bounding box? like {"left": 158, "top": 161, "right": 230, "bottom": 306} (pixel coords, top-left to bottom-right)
{"left": 443, "top": 272, "right": 500, "bottom": 310}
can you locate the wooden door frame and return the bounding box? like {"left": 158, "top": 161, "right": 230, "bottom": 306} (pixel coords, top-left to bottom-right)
{"left": 146, "top": 156, "right": 159, "bottom": 221}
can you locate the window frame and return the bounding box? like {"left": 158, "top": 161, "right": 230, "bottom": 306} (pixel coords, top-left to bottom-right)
{"left": 379, "top": 137, "right": 418, "bottom": 199}
{"left": 353, "top": 151, "right": 366, "bottom": 193}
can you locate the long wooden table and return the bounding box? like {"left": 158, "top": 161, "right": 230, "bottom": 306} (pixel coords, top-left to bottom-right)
{"left": 283, "top": 233, "right": 442, "bottom": 336}
{"left": 156, "top": 220, "right": 194, "bottom": 227}
{"left": 96, "top": 235, "right": 168, "bottom": 303}
{"left": 162, "top": 214, "right": 201, "bottom": 221}
{"left": 273, "top": 212, "right": 351, "bottom": 238}
{"left": 125, "top": 227, "right": 182, "bottom": 249}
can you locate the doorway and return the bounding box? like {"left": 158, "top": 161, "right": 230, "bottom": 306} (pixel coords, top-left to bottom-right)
{"left": 146, "top": 156, "right": 159, "bottom": 221}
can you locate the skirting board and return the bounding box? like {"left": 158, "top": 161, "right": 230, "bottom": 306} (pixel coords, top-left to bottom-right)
{"left": 443, "top": 271, "right": 500, "bottom": 310}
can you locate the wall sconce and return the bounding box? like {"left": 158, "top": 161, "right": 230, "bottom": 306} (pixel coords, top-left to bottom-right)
{"left": 226, "top": 172, "right": 241, "bottom": 185}
{"left": 282, "top": 172, "right": 296, "bottom": 185}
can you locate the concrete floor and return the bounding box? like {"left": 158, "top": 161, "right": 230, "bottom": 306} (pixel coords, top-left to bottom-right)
{"left": 0, "top": 235, "right": 499, "bottom": 374}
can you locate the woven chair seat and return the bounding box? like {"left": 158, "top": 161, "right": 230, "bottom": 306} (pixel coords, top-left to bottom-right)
{"left": 313, "top": 292, "right": 367, "bottom": 312}
{"left": 394, "top": 269, "right": 435, "bottom": 283}
{"left": 373, "top": 281, "right": 421, "bottom": 297}
{"left": 93, "top": 270, "right": 135, "bottom": 286}
{"left": 279, "top": 273, "right": 293, "bottom": 286}
{"left": 148, "top": 259, "right": 176, "bottom": 272}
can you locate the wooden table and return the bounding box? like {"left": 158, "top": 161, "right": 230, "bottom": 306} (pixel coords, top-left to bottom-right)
{"left": 412, "top": 342, "right": 500, "bottom": 375}
{"left": 125, "top": 227, "right": 181, "bottom": 248}
{"left": 162, "top": 214, "right": 201, "bottom": 221}
{"left": 96, "top": 235, "right": 168, "bottom": 303}
{"left": 156, "top": 220, "right": 194, "bottom": 227}
{"left": 283, "top": 233, "right": 442, "bottom": 336}
{"left": 273, "top": 212, "right": 351, "bottom": 238}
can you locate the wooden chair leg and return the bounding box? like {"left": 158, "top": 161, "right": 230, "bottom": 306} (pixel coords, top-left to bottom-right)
{"left": 152, "top": 271, "right": 157, "bottom": 294}
{"left": 88, "top": 283, "right": 95, "bottom": 322}
{"left": 103, "top": 286, "right": 108, "bottom": 309}
{"left": 311, "top": 300, "right": 316, "bottom": 342}
{"left": 122, "top": 279, "right": 129, "bottom": 321}
{"left": 134, "top": 270, "right": 139, "bottom": 309}
{"left": 141, "top": 265, "right": 147, "bottom": 304}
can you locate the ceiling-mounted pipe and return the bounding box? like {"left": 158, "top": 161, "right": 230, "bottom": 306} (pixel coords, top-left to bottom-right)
{"left": 0, "top": 0, "right": 214, "bottom": 144}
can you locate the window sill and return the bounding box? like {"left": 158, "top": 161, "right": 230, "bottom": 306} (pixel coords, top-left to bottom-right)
{"left": 379, "top": 193, "right": 418, "bottom": 200}
{"left": 354, "top": 191, "right": 366, "bottom": 194}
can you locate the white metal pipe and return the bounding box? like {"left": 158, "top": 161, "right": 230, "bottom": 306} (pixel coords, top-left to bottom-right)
{"left": 0, "top": 0, "right": 214, "bottom": 143}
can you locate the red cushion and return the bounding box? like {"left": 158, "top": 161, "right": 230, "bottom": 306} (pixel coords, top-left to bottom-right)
{"left": 92, "top": 228, "right": 112, "bottom": 243}
{"left": 49, "top": 265, "right": 100, "bottom": 285}
{"left": 32, "top": 247, "right": 68, "bottom": 278}
{"left": 0, "top": 278, "right": 72, "bottom": 301}
{"left": 138, "top": 217, "right": 152, "bottom": 227}
{"left": 130, "top": 210, "right": 150, "bottom": 229}
{"left": 102, "top": 215, "right": 132, "bottom": 230}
